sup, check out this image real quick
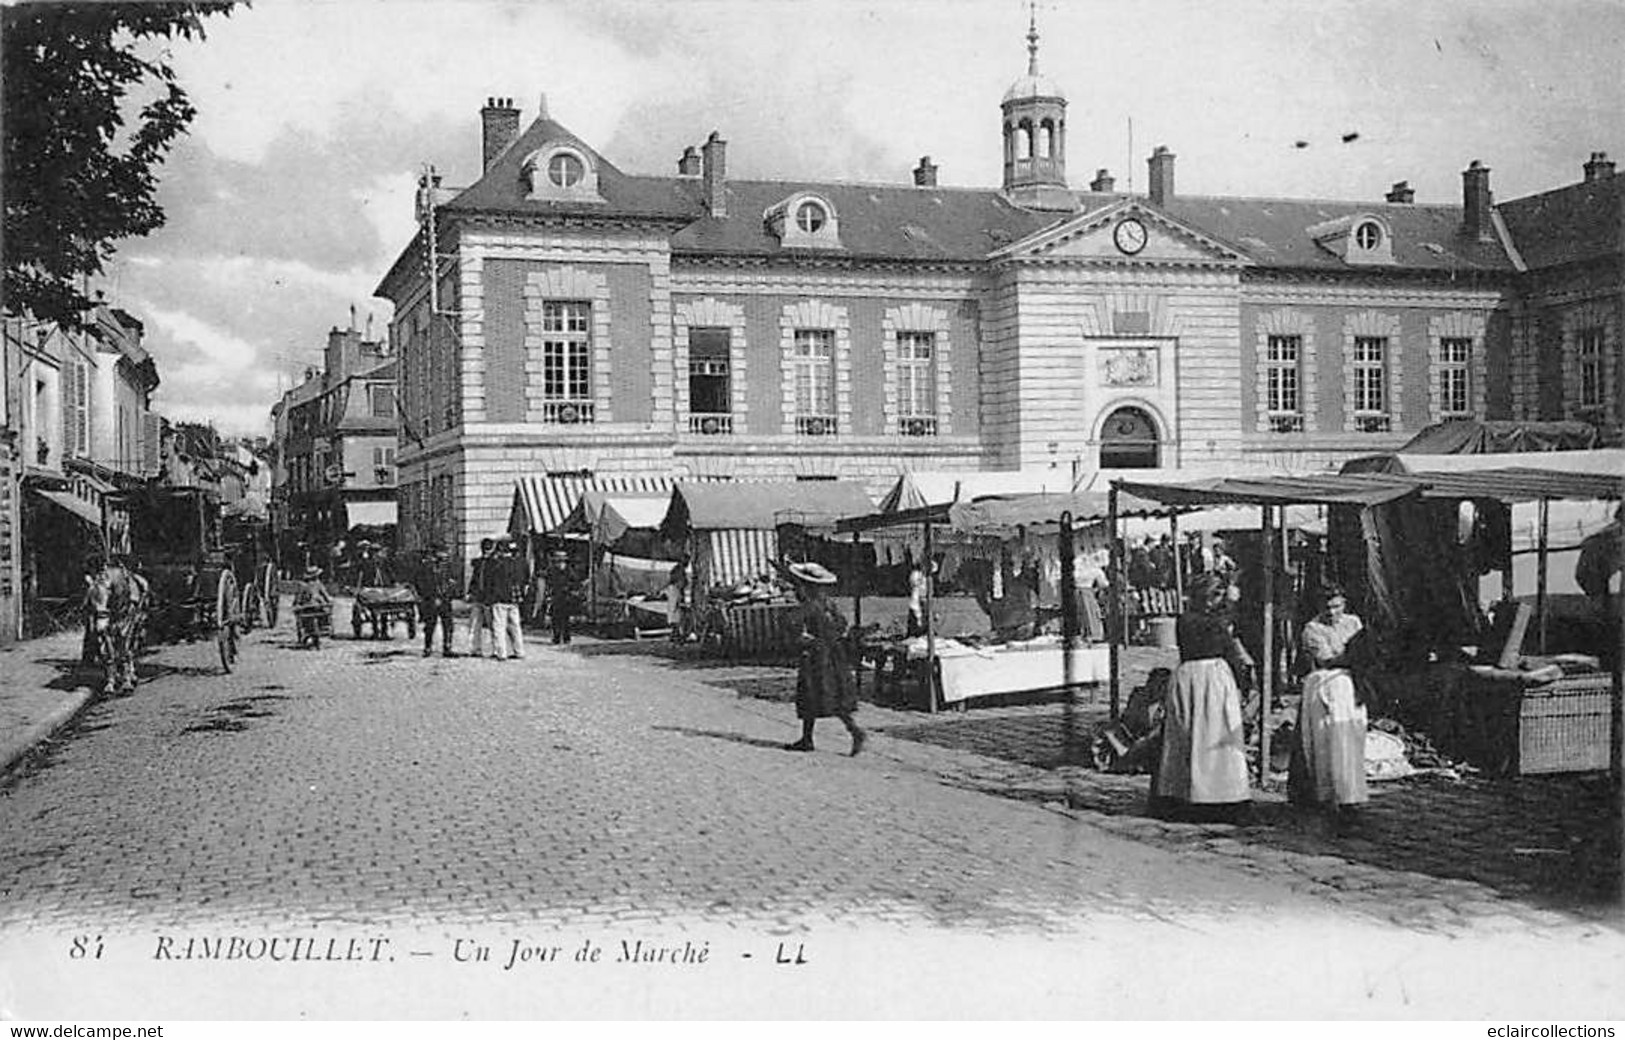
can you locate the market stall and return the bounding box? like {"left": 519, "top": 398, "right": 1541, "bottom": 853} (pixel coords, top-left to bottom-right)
{"left": 661, "top": 480, "right": 875, "bottom": 658}
{"left": 837, "top": 490, "right": 1168, "bottom": 711}
{"left": 1114, "top": 467, "right": 1622, "bottom": 782}
{"left": 554, "top": 490, "right": 680, "bottom": 636}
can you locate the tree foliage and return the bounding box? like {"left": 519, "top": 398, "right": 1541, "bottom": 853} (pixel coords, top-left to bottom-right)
{"left": 3, "top": 2, "right": 238, "bottom": 328}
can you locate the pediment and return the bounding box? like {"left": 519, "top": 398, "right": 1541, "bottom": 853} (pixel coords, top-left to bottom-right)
{"left": 993, "top": 201, "right": 1245, "bottom": 265}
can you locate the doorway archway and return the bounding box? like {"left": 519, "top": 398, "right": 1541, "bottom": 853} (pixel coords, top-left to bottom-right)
{"left": 1098, "top": 406, "right": 1160, "bottom": 468}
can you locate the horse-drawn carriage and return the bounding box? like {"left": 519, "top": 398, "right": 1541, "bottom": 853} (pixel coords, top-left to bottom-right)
{"left": 110, "top": 485, "right": 247, "bottom": 673}
{"left": 222, "top": 499, "right": 279, "bottom": 632}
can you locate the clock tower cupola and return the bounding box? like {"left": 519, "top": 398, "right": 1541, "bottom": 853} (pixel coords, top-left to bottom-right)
{"left": 1001, "top": 7, "right": 1071, "bottom": 209}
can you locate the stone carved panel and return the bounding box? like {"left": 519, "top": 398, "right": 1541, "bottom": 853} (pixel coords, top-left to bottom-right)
{"left": 1099, "top": 346, "right": 1158, "bottom": 388}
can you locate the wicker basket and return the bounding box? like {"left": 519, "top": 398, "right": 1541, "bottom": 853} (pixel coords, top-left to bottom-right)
{"left": 1516, "top": 675, "right": 1613, "bottom": 775}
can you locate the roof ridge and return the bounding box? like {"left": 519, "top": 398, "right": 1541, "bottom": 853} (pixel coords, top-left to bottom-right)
{"left": 1167, "top": 191, "right": 1464, "bottom": 210}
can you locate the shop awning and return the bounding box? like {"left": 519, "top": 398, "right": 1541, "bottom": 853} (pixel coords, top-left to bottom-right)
{"left": 1406, "top": 467, "right": 1623, "bottom": 503}
{"left": 1115, "top": 473, "right": 1424, "bottom": 509}
{"left": 1392, "top": 418, "right": 1603, "bottom": 455}
{"left": 876, "top": 469, "right": 1077, "bottom": 512}
{"left": 510, "top": 475, "right": 684, "bottom": 536}
{"left": 1344, "top": 448, "right": 1624, "bottom": 479}
{"left": 837, "top": 489, "right": 1171, "bottom": 535}
{"left": 557, "top": 490, "right": 672, "bottom": 544}
{"left": 702, "top": 529, "right": 779, "bottom": 587}
{"left": 32, "top": 488, "right": 102, "bottom": 527}
{"left": 345, "top": 500, "right": 397, "bottom": 527}
{"left": 663, "top": 481, "right": 874, "bottom": 534}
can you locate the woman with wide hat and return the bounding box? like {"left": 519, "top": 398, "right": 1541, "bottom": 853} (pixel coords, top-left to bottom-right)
{"left": 781, "top": 561, "right": 865, "bottom": 756}
{"left": 1152, "top": 570, "right": 1253, "bottom": 822}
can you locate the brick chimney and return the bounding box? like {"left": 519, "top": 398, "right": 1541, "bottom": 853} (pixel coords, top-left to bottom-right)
{"left": 481, "top": 97, "right": 520, "bottom": 172}
{"left": 1147, "top": 146, "right": 1175, "bottom": 206}
{"left": 912, "top": 156, "right": 938, "bottom": 187}
{"left": 1089, "top": 168, "right": 1116, "bottom": 193}
{"left": 701, "top": 130, "right": 727, "bottom": 217}
{"left": 1385, "top": 180, "right": 1415, "bottom": 204}
{"left": 677, "top": 145, "right": 701, "bottom": 177}
{"left": 1584, "top": 151, "right": 1615, "bottom": 181}
{"left": 1462, "top": 160, "right": 1493, "bottom": 241}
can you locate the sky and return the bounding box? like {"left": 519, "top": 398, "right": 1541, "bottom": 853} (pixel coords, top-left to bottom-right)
{"left": 89, "top": 0, "right": 1625, "bottom": 436}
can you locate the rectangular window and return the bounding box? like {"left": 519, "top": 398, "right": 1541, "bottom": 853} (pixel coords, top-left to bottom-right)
{"left": 688, "top": 327, "right": 732, "bottom": 435}
{"left": 793, "top": 329, "right": 836, "bottom": 435}
{"left": 1578, "top": 327, "right": 1604, "bottom": 409}
{"left": 1353, "top": 336, "right": 1388, "bottom": 430}
{"left": 370, "top": 385, "right": 395, "bottom": 418}
{"left": 541, "top": 301, "right": 594, "bottom": 423}
{"left": 1440, "top": 337, "right": 1472, "bottom": 416}
{"left": 897, "top": 331, "right": 937, "bottom": 436}
{"left": 1265, "top": 334, "right": 1302, "bottom": 433}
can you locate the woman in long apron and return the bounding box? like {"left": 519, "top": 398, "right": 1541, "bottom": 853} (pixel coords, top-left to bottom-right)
{"left": 1153, "top": 572, "right": 1254, "bottom": 822}
{"left": 1290, "top": 586, "right": 1369, "bottom": 827}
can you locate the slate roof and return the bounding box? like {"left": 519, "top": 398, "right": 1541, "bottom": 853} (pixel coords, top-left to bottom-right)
{"left": 670, "top": 180, "right": 1065, "bottom": 262}
{"left": 1159, "top": 195, "right": 1515, "bottom": 272}
{"left": 442, "top": 117, "right": 697, "bottom": 222}
{"left": 1497, "top": 175, "right": 1623, "bottom": 270}
{"left": 424, "top": 114, "right": 1625, "bottom": 278}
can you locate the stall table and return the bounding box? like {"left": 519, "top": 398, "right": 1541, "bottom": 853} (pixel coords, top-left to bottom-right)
{"left": 696, "top": 600, "right": 801, "bottom": 659}
{"left": 874, "top": 636, "right": 1110, "bottom": 709}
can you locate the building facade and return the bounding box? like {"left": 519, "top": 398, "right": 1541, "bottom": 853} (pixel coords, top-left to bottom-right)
{"left": 1, "top": 305, "right": 162, "bottom": 640}
{"left": 271, "top": 324, "right": 398, "bottom": 568}
{"left": 375, "top": 29, "right": 1622, "bottom": 571}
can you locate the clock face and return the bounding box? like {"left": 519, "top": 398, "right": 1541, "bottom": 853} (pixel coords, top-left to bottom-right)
{"left": 1113, "top": 218, "right": 1148, "bottom": 255}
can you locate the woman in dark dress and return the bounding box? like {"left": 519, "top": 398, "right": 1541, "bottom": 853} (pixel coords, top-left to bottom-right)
{"left": 782, "top": 561, "right": 866, "bottom": 756}
{"left": 1152, "top": 572, "right": 1254, "bottom": 822}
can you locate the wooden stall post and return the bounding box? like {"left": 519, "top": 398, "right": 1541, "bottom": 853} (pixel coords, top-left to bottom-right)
{"left": 1170, "top": 511, "right": 1183, "bottom": 608}
{"left": 1259, "top": 504, "right": 1275, "bottom": 787}
{"left": 851, "top": 529, "right": 862, "bottom": 698}
{"left": 1536, "top": 497, "right": 1551, "bottom": 654}
{"left": 1501, "top": 502, "right": 1516, "bottom": 605}
{"left": 1060, "top": 510, "right": 1078, "bottom": 763}
{"left": 923, "top": 519, "right": 937, "bottom": 714}
{"left": 1108, "top": 483, "right": 1122, "bottom": 723}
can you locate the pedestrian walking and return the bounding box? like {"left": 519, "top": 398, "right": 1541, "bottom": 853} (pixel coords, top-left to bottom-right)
{"left": 780, "top": 561, "right": 865, "bottom": 756}
{"left": 1288, "top": 586, "right": 1369, "bottom": 826}
{"left": 293, "top": 565, "right": 332, "bottom": 649}
{"left": 469, "top": 537, "right": 496, "bottom": 657}
{"left": 1151, "top": 571, "right": 1253, "bottom": 823}
{"left": 414, "top": 542, "right": 460, "bottom": 657}
{"left": 544, "top": 550, "right": 574, "bottom": 645}
{"left": 492, "top": 536, "right": 526, "bottom": 659}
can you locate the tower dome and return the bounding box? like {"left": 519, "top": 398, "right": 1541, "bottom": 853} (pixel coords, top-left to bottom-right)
{"left": 1001, "top": 8, "right": 1070, "bottom": 207}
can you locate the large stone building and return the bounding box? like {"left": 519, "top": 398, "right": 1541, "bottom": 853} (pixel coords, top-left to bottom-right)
{"left": 270, "top": 323, "right": 398, "bottom": 568}
{"left": 376, "top": 23, "right": 1621, "bottom": 567}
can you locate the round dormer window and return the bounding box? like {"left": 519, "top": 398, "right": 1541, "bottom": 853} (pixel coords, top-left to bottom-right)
{"left": 795, "top": 200, "right": 828, "bottom": 233}
{"left": 548, "top": 152, "right": 585, "bottom": 188}
{"left": 1354, "top": 221, "right": 1383, "bottom": 250}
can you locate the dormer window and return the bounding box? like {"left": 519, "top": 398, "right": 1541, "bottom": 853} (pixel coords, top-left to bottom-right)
{"left": 765, "top": 193, "right": 842, "bottom": 250}
{"left": 795, "top": 200, "right": 827, "bottom": 234}
{"left": 1307, "top": 213, "right": 1394, "bottom": 266}
{"left": 522, "top": 143, "right": 603, "bottom": 203}
{"left": 547, "top": 152, "right": 584, "bottom": 188}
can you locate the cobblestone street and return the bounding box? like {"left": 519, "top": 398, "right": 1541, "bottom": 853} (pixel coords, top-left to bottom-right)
{"left": 1, "top": 611, "right": 1622, "bottom": 1017}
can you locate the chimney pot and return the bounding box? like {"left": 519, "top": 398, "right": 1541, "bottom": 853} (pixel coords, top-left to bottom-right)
{"left": 702, "top": 131, "right": 728, "bottom": 217}
{"left": 1089, "top": 168, "right": 1116, "bottom": 193}
{"left": 1584, "top": 150, "right": 1615, "bottom": 181}
{"left": 1385, "top": 180, "right": 1415, "bottom": 204}
{"left": 912, "top": 155, "right": 938, "bottom": 187}
{"left": 1462, "top": 160, "right": 1494, "bottom": 241}
{"left": 480, "top": 96, "right": 521, "bottom": 172}
{"left": 678, "top": 145, "right": 701, "bottom": 176}
{"left": 1147, "top": 146, "right": 1175, "bottom": 206}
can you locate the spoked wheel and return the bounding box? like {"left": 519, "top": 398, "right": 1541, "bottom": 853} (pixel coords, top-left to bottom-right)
{"left": 260, "top": 563, "right": 279, "bottom": 628}
{"left": 216, "top": 571, "right": 240, "bottom": 673}
{"left": 240, "top": 583, "right": 261, "bottom": 633}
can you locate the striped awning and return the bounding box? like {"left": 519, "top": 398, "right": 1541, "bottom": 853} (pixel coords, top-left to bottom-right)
{"left": 510, "top": 475, "right": 680, "bottom": 536}
{"left": 702, "top": 529, "right": 778, "bottom": 588}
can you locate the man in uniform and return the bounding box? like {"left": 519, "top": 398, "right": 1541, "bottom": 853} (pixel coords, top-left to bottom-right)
{"left": 490, "top": 536, "right": 526, "bottom": 660}
{"left": 469, "top": 537, "right": 496, "bottom": 657}
{"left": 545, "top": 549, "right": 575, "bottom": 645}
{"left": 415, "top": 542, "right": 460, "bottom": 657}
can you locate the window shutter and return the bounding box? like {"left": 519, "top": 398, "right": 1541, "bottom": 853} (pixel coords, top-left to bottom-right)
{"left": 142, "top": 413, "right": 160, "bottom": 474}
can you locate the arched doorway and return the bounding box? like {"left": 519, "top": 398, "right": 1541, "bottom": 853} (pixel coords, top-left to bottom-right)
{"left": 1099, "top": 406, "right": 1160, "bottom": 468}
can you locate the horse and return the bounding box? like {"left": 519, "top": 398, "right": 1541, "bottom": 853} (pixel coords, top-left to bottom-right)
{"left": 85, "top": 563, "right": 148, "bottom": 695}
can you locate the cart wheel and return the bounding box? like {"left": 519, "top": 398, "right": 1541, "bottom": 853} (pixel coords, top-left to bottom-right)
{"left": 261, "top": 564, "right": 280, "bottom": 628}
{"left": 240, "top": 584, "right": 260, "bottom": 633}
{"left": 216, "top": 572, "right": 239, "bottom": 673}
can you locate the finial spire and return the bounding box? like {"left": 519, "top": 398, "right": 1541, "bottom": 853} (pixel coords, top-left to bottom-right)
{"left": 1026, "top": 1, "right": 1040, "bottom": 76}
